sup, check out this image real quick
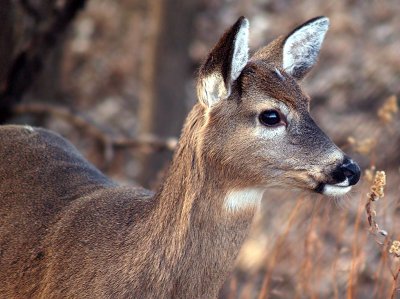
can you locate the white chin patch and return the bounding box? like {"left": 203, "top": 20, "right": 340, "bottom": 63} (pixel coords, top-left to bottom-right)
{"left": 322, "top": 181, "right": 352, "bottom": 197}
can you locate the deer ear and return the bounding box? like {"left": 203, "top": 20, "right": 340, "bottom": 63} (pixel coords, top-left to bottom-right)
{"left": 197, "top": 17, "right": 249, "bottom": 107}
{"left": 282, "top": 16, "right": 329, "bottom": 80}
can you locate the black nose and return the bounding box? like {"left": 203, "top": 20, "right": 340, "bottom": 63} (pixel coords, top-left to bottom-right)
{"left": 340, "top": 158, "right": 361, "bottom": 186}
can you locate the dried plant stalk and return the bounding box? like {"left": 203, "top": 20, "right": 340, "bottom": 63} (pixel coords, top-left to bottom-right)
{"left": 365, "top": 170, "right": 386, "bottom": 239}
{"left": 364, "top": 169, "right": 400, "bottom": 298}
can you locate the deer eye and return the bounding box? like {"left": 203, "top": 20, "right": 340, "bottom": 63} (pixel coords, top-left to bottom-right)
{"left": 259, "top": 110, "right": 281, "bottom": 126}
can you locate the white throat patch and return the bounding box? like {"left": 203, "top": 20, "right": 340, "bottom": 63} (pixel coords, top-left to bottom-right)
{"left": 224, "top": 188, "right": 264, "bottom": 213}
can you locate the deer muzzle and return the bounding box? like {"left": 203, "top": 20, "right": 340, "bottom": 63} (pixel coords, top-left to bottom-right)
{"left": 315, "top": 157, "right": 361, "bottom": 197}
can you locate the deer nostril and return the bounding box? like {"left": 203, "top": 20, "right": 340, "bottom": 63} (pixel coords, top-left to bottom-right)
{"left": 342, "top": 169, "right": 354, "bottom": 178}
{"left": 340, "top": 159, "right": 361, "bottom": 186}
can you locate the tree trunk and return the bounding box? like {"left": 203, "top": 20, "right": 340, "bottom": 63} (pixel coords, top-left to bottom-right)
{"left": 0, "top": 0, "right": 14, "bottom": 93}
{"left": 138, "top": 0, "right": 197, "bottom": 188}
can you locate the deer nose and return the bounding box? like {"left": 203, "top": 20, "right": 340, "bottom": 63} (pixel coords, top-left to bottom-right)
{"left": 339, "top": 158, "right": 361, "bottom": 186}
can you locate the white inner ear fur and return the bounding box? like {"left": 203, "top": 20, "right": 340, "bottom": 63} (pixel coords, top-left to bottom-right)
{"left": 231, "top": 18, "right": 249, "bottom": 81}
{"left": 199, "top": 72, "right": 229, "bottom": 107}
{"left": 224, "top": 188, "right": 264, "bottom": 213}
{"left": 199, "top": 18, "right": 249, "bottom": 107}
{"left": 283, "top": 17, "right": 329, "bottom": 78}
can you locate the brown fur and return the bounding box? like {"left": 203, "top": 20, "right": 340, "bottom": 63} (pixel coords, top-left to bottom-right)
{"left": 0, "top": 114, "right": 253, "bottom": 298}
{"left": 0, "top": 17, "right": 354, "bottom": 298}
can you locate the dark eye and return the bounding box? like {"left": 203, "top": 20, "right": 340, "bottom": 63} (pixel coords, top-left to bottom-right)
{"left": 259, "top": 110, "right": 281, "bottom": 126}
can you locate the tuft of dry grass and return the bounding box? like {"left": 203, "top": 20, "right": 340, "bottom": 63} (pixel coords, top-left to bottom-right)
{"left": 389, "top": 241, "right": 400, "bottom": 258}
{"left": 378, "top": 95, "right": 398, "bottom": 124}
{"left": 368, "top": 170, "right": 386, "bottom": 203}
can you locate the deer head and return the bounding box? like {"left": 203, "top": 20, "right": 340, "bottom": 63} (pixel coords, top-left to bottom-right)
{"left": 194, "top": 16, "right": 360, "bottom": 209}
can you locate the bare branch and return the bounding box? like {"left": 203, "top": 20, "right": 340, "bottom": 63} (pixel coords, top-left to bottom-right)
{"left": 13, "top": 103, "right": 178, "bottom": 159}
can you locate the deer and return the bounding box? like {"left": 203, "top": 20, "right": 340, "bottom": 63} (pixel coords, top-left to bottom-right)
{"left": 0, "top": 16, "right": 361, "bottom": 298}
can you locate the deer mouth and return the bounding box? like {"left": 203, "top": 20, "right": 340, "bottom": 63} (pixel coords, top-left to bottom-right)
{"left": 316, "top": 183, "right": 352, "bottom": 197}
{"left": 314, "top": 157, "right": 360, "bottom": 197}
{"left": 315, "top": 179, "right": 352, "bottom": 197}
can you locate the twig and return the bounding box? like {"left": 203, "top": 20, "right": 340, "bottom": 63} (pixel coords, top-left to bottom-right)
{"left": 13, "top": 102, "right": 177, "bottom": 163}
{"left": 391, "top": 265, "right": 400, "bottom": 299}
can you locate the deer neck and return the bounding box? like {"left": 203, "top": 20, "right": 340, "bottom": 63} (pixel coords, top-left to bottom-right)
{"left": 147, "top": 104, "right": 263, "bottom": 296}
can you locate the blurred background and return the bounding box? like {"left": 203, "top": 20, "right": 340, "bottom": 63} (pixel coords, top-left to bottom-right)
{"left": 1, "top": 0, "right": 399, "bottom": 298}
